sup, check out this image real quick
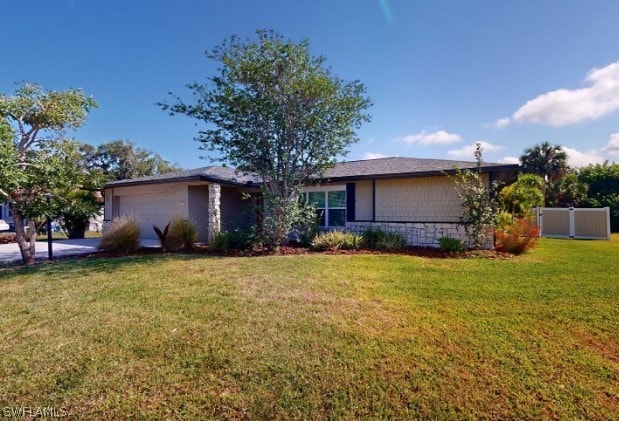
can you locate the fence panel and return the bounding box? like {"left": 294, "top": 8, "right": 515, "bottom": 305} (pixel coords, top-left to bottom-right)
{"left": 536, "top": 207, "right": 610, "bottom": 240}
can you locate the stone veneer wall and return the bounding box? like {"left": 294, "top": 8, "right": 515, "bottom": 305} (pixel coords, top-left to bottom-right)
{"left": 207, "top": 183, "right": 221, "bottom": 243}
{"left": 347, "top": 221, "right": 493, "bottom": 249}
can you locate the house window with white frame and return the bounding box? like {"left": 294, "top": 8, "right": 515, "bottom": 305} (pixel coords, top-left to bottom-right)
{"left": 302, "top": 188, "right": 346, "bottom": 228}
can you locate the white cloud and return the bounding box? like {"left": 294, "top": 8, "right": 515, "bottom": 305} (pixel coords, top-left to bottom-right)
{"left": 498, "top": 156, "right": 520, "bottom": 164}
{"left": 397, "top": 130, "right": 461, "bottom": 145}
{"left": 448, "top": 141, "right": 503, "bottom": 159}
{"left": 562, "top": 146, "right": 604, "bottom": 168}
{"left": 602, "top": 133, "right": 619, "bottom": 156}
{"left": 494, "top": 59, "right": 619, "bottom": 127}
{"left": 363, "top": 152, "right": 388, "bottom": 160}
{"left": 492, "top": 118, "right": 511, "bottom": 129}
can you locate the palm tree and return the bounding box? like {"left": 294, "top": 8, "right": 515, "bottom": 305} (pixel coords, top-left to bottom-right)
{"left": 519, "top": 142, "right": 568, "bottom": 181}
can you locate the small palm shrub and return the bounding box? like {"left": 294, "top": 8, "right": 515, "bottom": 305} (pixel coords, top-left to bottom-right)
{"left": 495, "top": 216, "right": 540, "bottom": 255}
{"left": 167, "top": 218, "right": 197, "bottom": 251}
{"left": 362, "top": 228, "right": 407, "bottom": 250}
{"left": 98, "top": 215, "right": 140, "bottom": 253}
{"left": 311, "top": 231, "right": 363, "bottom": 251}
{"left": 153, "top": 222, "right": 170, "bottom": 251}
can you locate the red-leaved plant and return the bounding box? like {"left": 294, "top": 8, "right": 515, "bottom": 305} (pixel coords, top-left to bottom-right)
{"left": 495, "top": 216, "right": 540, "bottom": 255}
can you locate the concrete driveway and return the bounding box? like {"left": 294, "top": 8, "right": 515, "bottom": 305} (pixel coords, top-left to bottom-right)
{"left": 0, "top": 238, "right": 102, "bottom": 265}
{"left": 0, "top": 238, "right": 162, "bottom": 265}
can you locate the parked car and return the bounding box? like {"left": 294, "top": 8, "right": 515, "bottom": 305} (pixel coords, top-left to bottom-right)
{"left": 0, "top": 219, "right": 9, "bottom": 231}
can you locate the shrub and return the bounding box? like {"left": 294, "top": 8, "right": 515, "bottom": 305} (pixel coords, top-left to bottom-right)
{"left": 362, "top": 228, "right": 383, "bottom": 249}
{"left": 311, "top": 231, "right": 363, "bottom": 251}
{"left": 228, "top": 228, "right": 260, "bottom": 250}
{"left": 211, "top": 228, "right": 260, "bottom": 251}
{"left": 495, "top": 216, "right": 540, "bottom": 255}
{"left": 452, "top": 143, "right": 501, "bottom": 249}
{"left": 211, "top": 231, "right": 230, "bottom": 251}
{"left": 362, "top": 228, "right": 407, "bottom": 250}
{"left": 294, "top": 219, "right": 320, "bottom": 248}
{"left": 438, "top": 236, "right": 465, "bottom": 252}
{"left": 98, "top": 215, "right": 140, "bottom": 253}
{"left": 376, "top": 231, "right": 407, "bottom": 250}
{"left": 167, "top": 218, "right": 197, "bottom": 251}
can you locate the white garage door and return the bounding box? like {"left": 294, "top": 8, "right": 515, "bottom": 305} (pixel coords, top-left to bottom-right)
{"left": 119, "top": 193, "right": 178, "bottom": 239}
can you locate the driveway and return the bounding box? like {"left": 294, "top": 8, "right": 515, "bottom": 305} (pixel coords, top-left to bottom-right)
{"left": 0, "top": 238, "right": 102, "bottom": 265}
{"left": 0, "top": 238, "right": 163, "bottom": 265}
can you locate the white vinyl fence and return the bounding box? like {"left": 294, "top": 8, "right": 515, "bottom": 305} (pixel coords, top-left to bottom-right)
{"left": 535, "top": 207, "right": 611, "bottom": 240}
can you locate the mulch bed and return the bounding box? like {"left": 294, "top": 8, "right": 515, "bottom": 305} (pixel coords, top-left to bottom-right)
{"left": 66, "top": 244, "right": 514, "bottom": 261}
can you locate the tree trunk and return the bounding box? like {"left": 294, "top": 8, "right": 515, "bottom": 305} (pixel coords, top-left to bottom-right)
{"left": 13, "top": 211, "right": 36, "bottom": 265}
{"left": 64, "top": 216, "right": 89, "bottom": 239}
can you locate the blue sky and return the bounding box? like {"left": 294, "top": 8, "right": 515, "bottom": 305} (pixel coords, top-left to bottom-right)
{"left": 2, "top": 0, "right": 619, "bottom": 169}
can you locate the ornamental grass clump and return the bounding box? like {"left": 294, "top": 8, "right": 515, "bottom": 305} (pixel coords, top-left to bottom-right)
{"left": 311, "top": 231, "right": 363, "bottom": 251}
{"left": 167, "top": 218, "right": 197, "bottom": 251}
{"left": 362, "top": 228, "right": 407, "bottom": 250}
{"left": 98, "top": 215, "right": 141, "bottom": 253}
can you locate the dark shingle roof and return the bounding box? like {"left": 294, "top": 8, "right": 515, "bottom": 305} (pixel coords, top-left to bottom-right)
{"left": 104, "top": 166, "right": 259, "bottom": 188}
{"left": 104, "top": 157, "right": 519, "bottom": 188}
{"left": 322, "top": 157, "right": 518, "bottom": 180}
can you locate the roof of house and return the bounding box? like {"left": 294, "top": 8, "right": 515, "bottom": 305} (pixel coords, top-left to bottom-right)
{"left": 104, "top": 166, "right": 258, "bottom": 188}
{"left": 321, "top": 157, "right": 518, "bottom": 181}
{"left": 104, "top": 157, "right": 519, "bottom": 188}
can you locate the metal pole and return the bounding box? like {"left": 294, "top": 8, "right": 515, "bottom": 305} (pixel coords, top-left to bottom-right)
{"left": 46, "top": 194, "right": 53, "bottom": 260}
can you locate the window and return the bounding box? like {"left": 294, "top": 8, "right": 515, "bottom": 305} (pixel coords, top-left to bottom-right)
{"left": 303, "top": 189, "right": 346, "bottom": 227}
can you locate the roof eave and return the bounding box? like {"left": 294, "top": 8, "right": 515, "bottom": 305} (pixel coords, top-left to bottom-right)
{"left": 318, "top": 164, "right": 519, "bottom": 182}
{"left": 104, "top": 175, "right": 261, "bottom": 189}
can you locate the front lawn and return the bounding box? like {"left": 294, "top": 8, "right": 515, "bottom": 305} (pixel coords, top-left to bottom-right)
{"left": 0, "top": 237, "right": 617, "bottom": 418}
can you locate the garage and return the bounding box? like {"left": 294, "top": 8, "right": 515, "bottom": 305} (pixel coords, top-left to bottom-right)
{"left": 116, "top": 191, "right": 183, "bottom": 240}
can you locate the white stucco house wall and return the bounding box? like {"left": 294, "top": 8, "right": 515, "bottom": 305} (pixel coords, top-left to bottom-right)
{"left": 103, "top": 157, "right": 518, "bottom": 247}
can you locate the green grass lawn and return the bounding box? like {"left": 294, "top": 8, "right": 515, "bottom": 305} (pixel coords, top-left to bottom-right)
{"left": 0, "top": 237, "right": 617, "bottom": 418}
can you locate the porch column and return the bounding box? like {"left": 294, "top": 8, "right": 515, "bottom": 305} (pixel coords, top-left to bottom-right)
{"left": 208, "top": 183, "right": 221, "bottom": 242}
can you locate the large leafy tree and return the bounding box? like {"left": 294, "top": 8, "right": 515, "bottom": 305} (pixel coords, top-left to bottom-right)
{"left": 160, "top": 30, "right": 371, "bottom": 245}
{"left": 83, "top": 139, "right": 181, "bottom": 181}
{"left": 0, "top": 83, "right": 97, "bottom": 265}
{"left": 578, "top": 161, "right": 619, "bottom": 232}
{"left": 520, "top": 142, "right": 568, "bottom": 181}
